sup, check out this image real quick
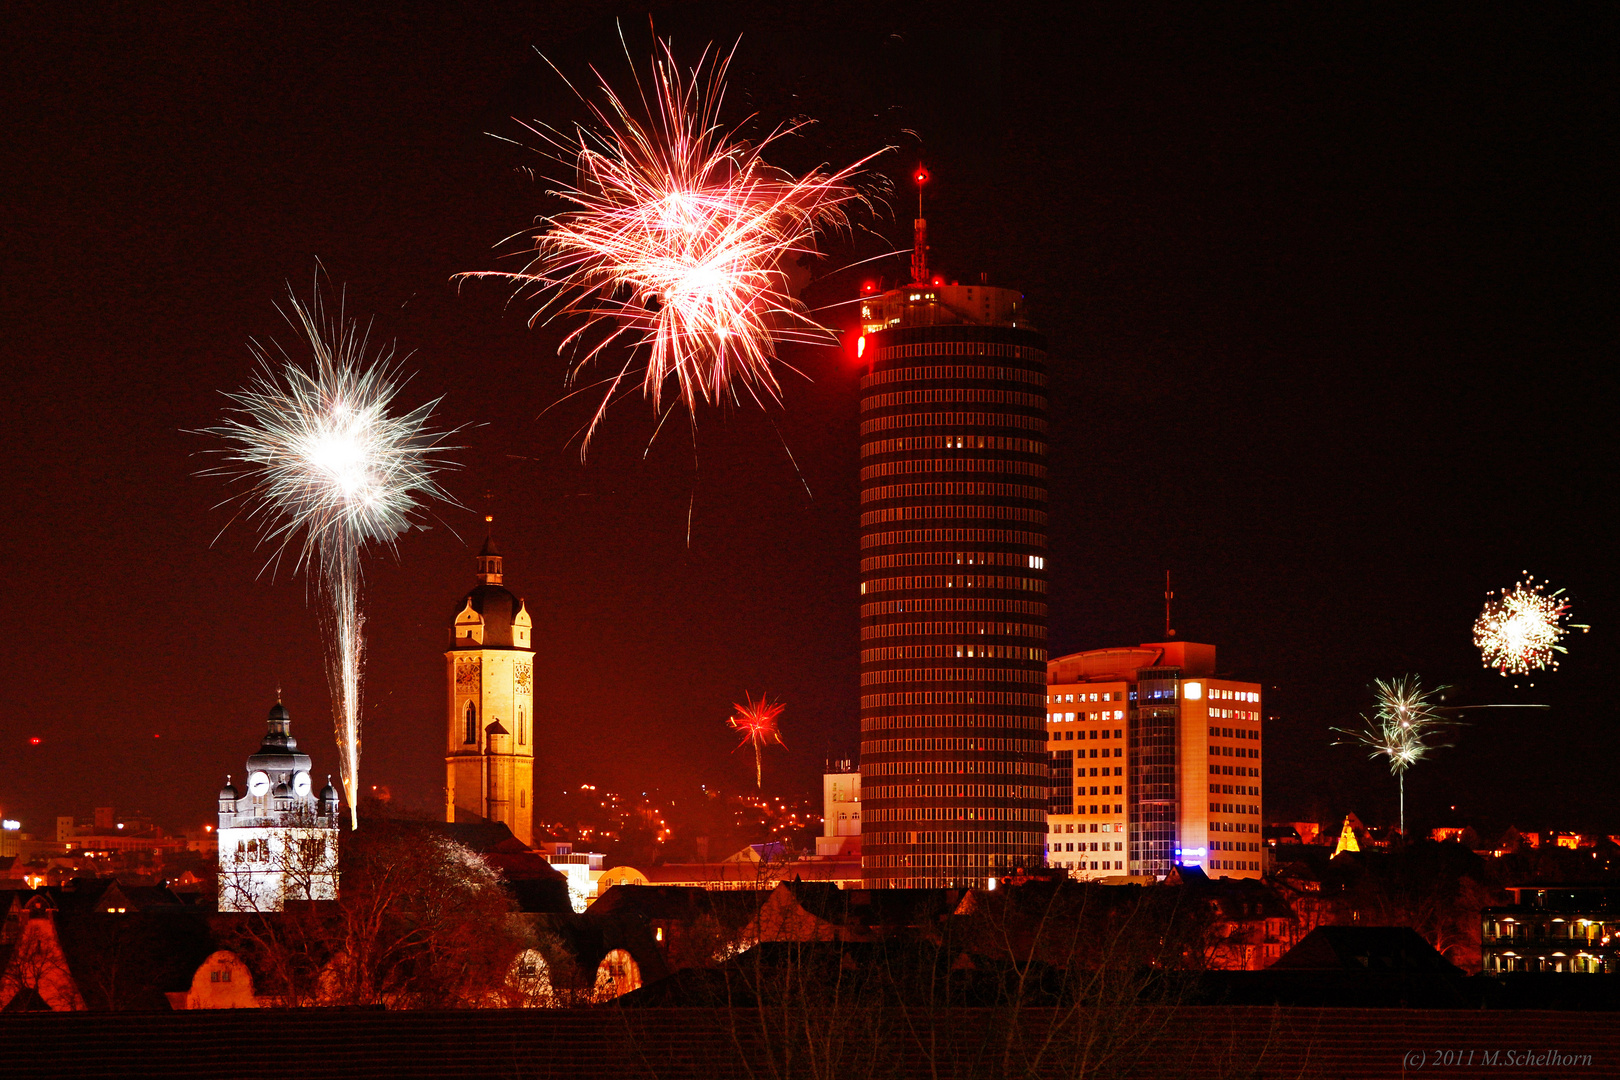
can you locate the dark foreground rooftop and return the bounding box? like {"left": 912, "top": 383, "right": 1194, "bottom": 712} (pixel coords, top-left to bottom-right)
{"left": 1, "top": 1006, "right": 1614, "bottom": 1079}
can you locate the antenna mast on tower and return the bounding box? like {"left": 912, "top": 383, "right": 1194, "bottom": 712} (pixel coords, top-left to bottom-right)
{"left": 911, "top": 165, "right": 930, "bottom": 284}
{"left": 1164, "top": 571, "right": 1176, "bottom": 638}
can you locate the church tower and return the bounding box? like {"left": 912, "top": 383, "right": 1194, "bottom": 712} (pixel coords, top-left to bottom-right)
{"left": 217, "top": 701, "right": 341, "bottom": 912}
{"left": 445, "top": 519, "right": 535, "bottom": 844}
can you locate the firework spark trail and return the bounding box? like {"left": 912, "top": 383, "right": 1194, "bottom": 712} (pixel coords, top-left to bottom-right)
{"left": 459, "top": 37, "right": 886, "bottom": 454}
{"left": 1474, "top": 573, "right": 1589, "bottom": 676}
{"left": 1331, "top": 675, "right": 1548, "bottom": 835}
{"left": 206, "top": 287, "right": 455, "bottom": 829}
{"left": 1332, "top": 675, "right": 1453, "bottom": 836}
{"left": 728, "top": 693, "right": 786, "bottom": 789}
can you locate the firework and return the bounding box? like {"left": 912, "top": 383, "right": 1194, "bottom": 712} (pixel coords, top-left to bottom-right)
{"left": 459, "top": 38, "right": 882, "bottom": 453}
{"left": 728, "top": 693, "right": 786, "bottom": 789}
{"left": 1332, "top": 675, "right": 1454, "bottom": 836}
{"left": 1474, "top": 574, "right": 1587, "bottom": 676}
{"left": 206, "top": 286, "right": 455, "bottom": 828}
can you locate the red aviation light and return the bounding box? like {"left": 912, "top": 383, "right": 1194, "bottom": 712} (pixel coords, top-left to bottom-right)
{"left": 914, "top": 166, "right": 930, "bottom": 187}
{"left": 861, "top": 280, "right": 877, "bottom": 294}
{"left": 931, "top": 276, "right": 944, "bottom": 286}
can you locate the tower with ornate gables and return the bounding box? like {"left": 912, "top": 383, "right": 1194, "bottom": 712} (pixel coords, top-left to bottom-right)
{"left": 445, "top": 520, "right": 535, "bottom": 844}
{"left": 217, "top": 701, "right": 341, "bottom": 912}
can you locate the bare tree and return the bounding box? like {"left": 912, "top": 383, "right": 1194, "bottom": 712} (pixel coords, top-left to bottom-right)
{"left": 0, "top": 905, "right": 82, "bottom": 1011}
{"left": 219, "top": 820, "right": 525, "bottom": 1008}
{"left": 617, "top": 879, "right": 1308, "bottom": 1080}
{"left": 217, "top": 805, "right": 338, "bottom": 914}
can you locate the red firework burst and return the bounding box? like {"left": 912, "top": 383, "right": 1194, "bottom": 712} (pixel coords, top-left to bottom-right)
{"left": 728, "top": 693, "right": 786, "bottom": 788}
{"left": 461, "top": 37, "right": 884, "bottom": 454}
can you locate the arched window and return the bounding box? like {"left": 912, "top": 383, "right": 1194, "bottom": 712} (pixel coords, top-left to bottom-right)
{"left": 518, "top": 707, "right": 526, "bottom": 746}
{"left": 594, "top": 949, "right": 643, "bottom": 1000}
{"left": 520, "top": 790, "right": 526, "bottom": 809}
{"left": 464, "top": 701, "right": 477, "bottom": 744}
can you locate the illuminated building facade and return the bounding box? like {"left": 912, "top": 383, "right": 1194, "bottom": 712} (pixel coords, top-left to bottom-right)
{"left": 1047, "top": 642, "right": 1263, "bottom": 881}
{"left": 1043, "top": 674, "right": 1129, "bottom": 879}
{"left": 818, "top": 759, "right": 862, "bottom": 857}
{"left": 216, "top": 702, "right": 341, "bottom": 912}
{"left": 445, "top": 528, "right": 535, "bottom": 845}
{"left": 1482, "top": 885, "right": 1620, "bottom": 974}
{"left": 857, "top": 274, "right": 1050, "bottom": 888}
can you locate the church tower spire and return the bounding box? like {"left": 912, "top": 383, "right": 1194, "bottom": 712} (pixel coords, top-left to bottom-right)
{"left": 445, "top": 518, "right": 534, "bottom": 845}
{"left": 476, "top": 515, "right": 503, "bottom": 584}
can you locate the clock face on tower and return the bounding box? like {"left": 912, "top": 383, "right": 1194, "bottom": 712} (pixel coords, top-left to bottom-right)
{"left": 247, "top": 771, "right": 271, "bottom": 797}
{"left": 294, "top": 772, "right": 312, "bottom": 797}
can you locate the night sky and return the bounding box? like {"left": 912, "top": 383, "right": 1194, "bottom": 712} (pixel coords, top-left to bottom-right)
{"left": 3, "top": 3, "right": 1613, "bottom": 839}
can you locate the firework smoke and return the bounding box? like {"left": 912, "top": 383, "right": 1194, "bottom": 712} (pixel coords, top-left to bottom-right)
{"left": 728, "top": 693, "right": 786, "bottom": 789}
{"left": 206, "top": 286, "right": 455, "bottom": 828}
{"left": 460, "top": 37, "right": 883, "bottom": 453}
{"left": 1474, "top": 573, "right": 1588, "bottom": 676}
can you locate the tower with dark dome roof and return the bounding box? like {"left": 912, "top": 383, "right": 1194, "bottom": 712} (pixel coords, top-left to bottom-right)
{"left": 445, "top": 518, "right": 535, "bottom": 844}
{"left": 216, "top": 701, "right": 340, "bottom": 911}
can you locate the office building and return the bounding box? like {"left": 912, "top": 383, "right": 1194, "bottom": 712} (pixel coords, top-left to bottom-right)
{"left": 1047, "top": 642, "right": 1263, "bottom": 880}
{"left": 856, "top": 253, "right": 1051, "bottom": 887}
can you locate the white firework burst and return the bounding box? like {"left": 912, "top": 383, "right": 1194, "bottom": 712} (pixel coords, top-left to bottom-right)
{"left": 205, "top": 286, "right": 455, "bottom": 828}
{"left": 1474, "top": 574, "right": 1588, "bottom": 676}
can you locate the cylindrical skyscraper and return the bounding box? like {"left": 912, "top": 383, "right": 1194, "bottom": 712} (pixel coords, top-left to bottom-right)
{"left": 856, "top": 278, "right": 1050, "bottom": 888}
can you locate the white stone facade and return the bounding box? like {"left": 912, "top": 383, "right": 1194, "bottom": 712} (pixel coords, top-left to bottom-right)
{"left": 218, "top": 824, "right": 338, "bottom": 912}
{"left": 216, "top": 702, "right": 341, "bottom": 912}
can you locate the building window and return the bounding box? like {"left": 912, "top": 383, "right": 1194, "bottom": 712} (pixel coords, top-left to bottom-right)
{"left": 464, "top": 701, "right": 477, "bottom": 744}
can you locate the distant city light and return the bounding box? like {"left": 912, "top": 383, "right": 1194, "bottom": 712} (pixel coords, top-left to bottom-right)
{"left": 28, "top": 737, "right": 41, "bottom": 745}
{"left": 2, "top": 820, "right": 20, "bottom": 831}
